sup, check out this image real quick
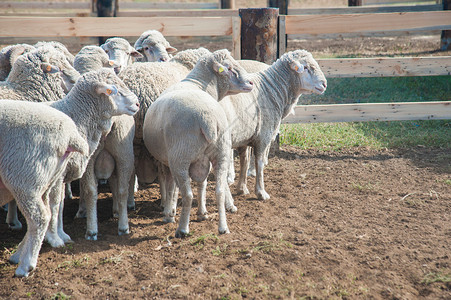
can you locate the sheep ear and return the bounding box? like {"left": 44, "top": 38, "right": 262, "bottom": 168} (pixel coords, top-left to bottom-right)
{"left": 9, "top": 46, "right": 29, "bottom": 64}
{"left": 166, "top": 46, "right": 177, "bottom": 54}
{"left": 213, "top": 62, "right": 230, "bottom": 76}
{"left": 96, "top": 83, "right": 118, "bottom": 96}
{"left": 130, "top": 50, "right": 144, "bottom": 58}
{"left": 41, "top": 63, "right": 60, "bottom": 74}
{"left": 290, "top": 61, "right": 305, "bottom": 74}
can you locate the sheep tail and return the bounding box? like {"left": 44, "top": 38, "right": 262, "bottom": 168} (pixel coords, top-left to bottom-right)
{"left": 68, "top": 133, "right": 89, "bottom": 157}
{"left": 199, "top": 121, "right": 217, "bottom": 144}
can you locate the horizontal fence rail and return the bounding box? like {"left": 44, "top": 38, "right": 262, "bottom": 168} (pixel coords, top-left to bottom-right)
{"left": 282, "top": 102, "right": 451, "bottom": 124}
{"left": 318, "top": 57, "right": 451, "bottom": 78}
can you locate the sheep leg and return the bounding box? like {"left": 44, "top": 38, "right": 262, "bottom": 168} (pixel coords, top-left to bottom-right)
{"left": 254, "top": 145, "right": 271, "bottom": 200}
{"left": 196, "top": 179, "right": 208, "bottom": 221}
{"left": 108, "top": 172, "right": 130, "bottom": 236}
{"left": 225, "top": 183, "right": 237, "bottom": 213}
{"left": 44, "top": 181, "right": 66, "bottom": 247}
{"left": 158, "top": 163, "right": 167, "bottom": 208}
{"left": 81, "top": 160, "right": 100, "bottom": 241}
{"left": 110, "top": 174, "right": 120, "bottom": 218}
{"left": 6, "top": 200, "right": 22, "bottom": 230}
{"left": 173, "top": 169, "right": 193, "bottom": 238}
{"left": 10, "top": 193, "right": 51, "bottom": 277}
{"left": 237, "top": 146, "right": 250, "bottom": 195}
{"left": 215, "top": 159, "right": 230, "bottom": 235}
{"left": 162, "top": 166, "right": 177, "bottom": 223}
{"left": 64, "top": 183, "right": 73, "bottom": 200}
{"left": 127, "top": 172, "right": 136, "bottom": 211}
{"left": 227, "top": 151, "right": 235, "bottom": 185}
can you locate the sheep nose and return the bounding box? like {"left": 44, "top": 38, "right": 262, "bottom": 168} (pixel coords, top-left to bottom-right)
{"left": 248, "top": 81, "right": 253, "bottom": 86}
{"left": 158, "top": 57, "right": 168, "bottom": 62}
{"left": 136, "top": 102, "right": 140, "bottom": 108}
{"left": 322, "top": 82, "right": 327, "bottom": 89}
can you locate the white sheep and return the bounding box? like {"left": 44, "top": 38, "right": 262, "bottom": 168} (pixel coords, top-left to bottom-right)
{"left": 0, "top": 100, "right": 89, "bottom": 277}
{"left": 142, "top": 49, "right": 253, "bottom": 237}
{"left": 44, "top": 68, "right": 140, "bottom": 244}
{"left": 222, "top": 50, "right": 327, "bottom": 201}
{"left": 74, "top": 45, "right": 116, "bottom": 74}
{"left": 100, "top": 37, "right": 142, "bottom": 74}
{"left": 133, "top": 29, "right": 177, "bottom": 62}
{"left": 119, "top": 47, "right": 211, "bottom": 207}
{"left": 1, "top": 46, "right": 80, "bottom": 230}
{"left": 72, "top": 45, "right": 136, "bottom": 230}
{"left": 0, "top": 43, "right": 35, "bottom": 81}
{"left": 34, "top": 41, "right": 75, "bottom": 66}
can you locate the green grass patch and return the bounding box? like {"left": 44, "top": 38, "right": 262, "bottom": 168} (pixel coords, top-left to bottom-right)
{"left": 280, "top": 120, "right": 450, "bottom": 150}
{"left": 422, "top": 271, "right": 451, "bottom": 285}
{"left": 300, "top": 76, "right": 451, "bottom": 105}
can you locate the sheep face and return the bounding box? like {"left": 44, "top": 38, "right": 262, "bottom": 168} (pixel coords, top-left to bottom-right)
{"left": 92, "top": 69, "right": 140, "bottom": 116}
{"left": 134, "top": 30, "right": 177, "bottom": 62}
{"left": 210, "top": 50, "right": 254, "bottom": 96}
{"left": 101, "top": 38, "right": 143, "bottom": 74}
{"left": 74, "top": 46, "right": 116, "bottom": 74}
{"left": 286, "top": 50, "right": 327, "bottom": 95}
{"left": 48, "top": 51, "right": 80, "bottom": 93}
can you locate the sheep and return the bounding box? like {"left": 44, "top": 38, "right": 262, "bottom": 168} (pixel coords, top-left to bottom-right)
{"left": 0, "top": 100, "right": 89, "bottom": 277}
{"left": 0, "top": 43, "right": 35, "bottom": 80}
{"left": 44, "top": 68, "right": 140, "bottom": 244}
{"left": 222, "top": 50, "right": 327, "bottom": 201}
{"left": 72, "top": 45, "right": 137, "bottom": 227}
{"left": 119, "top": 47, "right": 211, "bottom": 203}
{"left": 0, "top": 46, "right": 79, "bottom": 101}
{"left": 73, "top": 45, "right": 116, "bottom": 74}
{"left": 142, "top": 49, "right": 253, "bottom": 237}
{"left": 133, "top": 29, "right": 177, "bottom": 62}
{"left": 34, "top": 41, "right": 75, "bottom": 66}
{"left": 1, "top": 46, "right": 80, "bottom": 230}
{"left": 100, "top": 37, "right": 143, "bottom": 74}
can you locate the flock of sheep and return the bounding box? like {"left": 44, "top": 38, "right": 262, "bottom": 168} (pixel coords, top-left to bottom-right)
{"left": 0, "top": 29, "right": 327, "bottom": 277}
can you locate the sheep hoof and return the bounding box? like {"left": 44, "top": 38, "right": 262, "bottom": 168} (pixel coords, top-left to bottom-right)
{"left": 14, "top": 265, "right": 32, "bottom": 278}
{"left": 257, "top": 190, "right": 270, "bottom": 201}
{"left": 118, "top": 228, "right": 129, "bottom": 236}
{"left": 74, "top": 209, "right": 86, "bottom": 219}
{"left": 247, "top": 170, "right": 256, "bottom": 177}
{"left": 237, "top": 186, "right": 250, "bottom": 195}
{"left": 112, "top": 211, "right": 119, "bottom": 219}
{"left": 226, "top": 205, "right": 237, "bottom": 213}
{"left": 85, "top": 231, "right": 98, "bottom": 241}
{"left": 197, "top": 213, "right": 209, "bottom": 221}
{"left": 8, "top": 222, "right": 22, "bottom": 231}
{"left": 163, "top": 216, "right": 175, "bottom": 223}
{"left": 227, "top": 176, "right": 235, "bottom": 185}
{"left": 127, "top": 204, "right": 136, "bottom": 211}
{"left": 219, "top": 227, "right": 230, "bottom": 235}
{"left": 175, "top": 229, "right": 189, "bottom": 238}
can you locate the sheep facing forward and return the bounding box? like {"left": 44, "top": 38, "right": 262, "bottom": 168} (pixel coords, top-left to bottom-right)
{"left": 143, "top": 49, "right": 253, "bottom": 237}
{"left": 133, "top": 29, "right": 177, "bottom": 62}
{"left": 100, "top": 37, "right": 142, "bottom": 74}
{"left": 0, "top": 100, "right": 88, "bottom": 277}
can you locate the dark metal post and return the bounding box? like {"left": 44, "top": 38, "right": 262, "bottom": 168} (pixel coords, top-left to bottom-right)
{"left": 96, "top": 0, "right": 118, "bottom": 44}
{"left": 441, "top": 0, "right": 451, "bottom": 50}
{"left": 221, "top": 0, "right": 235, "bottom": 9}
{"left": 348, "top": 0, "right": 362, "bottom": 6}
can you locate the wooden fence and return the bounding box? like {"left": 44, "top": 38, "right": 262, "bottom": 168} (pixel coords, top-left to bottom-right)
{"left": 0, "top": 2, "right": 450, "bottom": 124}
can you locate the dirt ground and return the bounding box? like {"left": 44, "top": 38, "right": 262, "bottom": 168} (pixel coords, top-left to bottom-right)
{"left": 1, "top": 145, "right": 450, "bottom": 299}
{"left": 1, "top": 18, "right": 451, "bottom": 299}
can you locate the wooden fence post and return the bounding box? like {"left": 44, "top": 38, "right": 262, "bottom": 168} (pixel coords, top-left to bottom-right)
{"left": 268, "top": 0, "right": 289, "bottom": 15}
{"left": 239, "top": 8, "right": 280, "bottom": 155}
{"left": 348, "top": 0, "right": 362, "bottom": 6}
{"left": 221, "top": 0, "right": 235, "bottom": 9}
{"left": 96, "top": 0, "right": 118, "bottom": 44}
{"left": 441, "top": 0, "right": 451, "bottom": 50}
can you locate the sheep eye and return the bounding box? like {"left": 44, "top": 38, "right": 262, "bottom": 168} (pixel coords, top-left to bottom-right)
{"left": 144, "top": 47, "right": 149, "bottom": 51}
{"left": 104, "top": 49, "right": 109, "bottom": 53}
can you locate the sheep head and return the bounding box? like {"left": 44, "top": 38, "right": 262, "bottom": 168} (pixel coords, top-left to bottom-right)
{"left": 101, "top": 37, "right": 143, "bottom": 74}
{"left": 134, "top": 30, "right": 177, "bottom": 62}
{"left": 283, "top": 50, "right": 327, "bottom": 95}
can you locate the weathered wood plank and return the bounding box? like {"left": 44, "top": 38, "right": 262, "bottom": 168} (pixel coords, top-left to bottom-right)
{"left": 0, "top": 1, "right": 218, "bottom": 10}
{"left": 0, "top": 2, "right": 90, "bottom": 10}
{"left": 285, "top": 11, "right": 451, "bottom": 35}
{"left": 231, "top": 16, "right": 241, "bottom": 59}
{"left": 318, "top": 57, "right": 451, "bottom": 77}
{"left": 282, "top": 101, "right": 451, "bottom": 124}
{"left": 0, "top": 16, "right": 234, "bottom": 37}
{"left": 117, "top": 9, "right": 238, "bottom": 18}
{"left": 363, "top": 0, "right": 436, "bottom": 5}
{"left": 288, "top": 4, "right": 442, "bottom": 15}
